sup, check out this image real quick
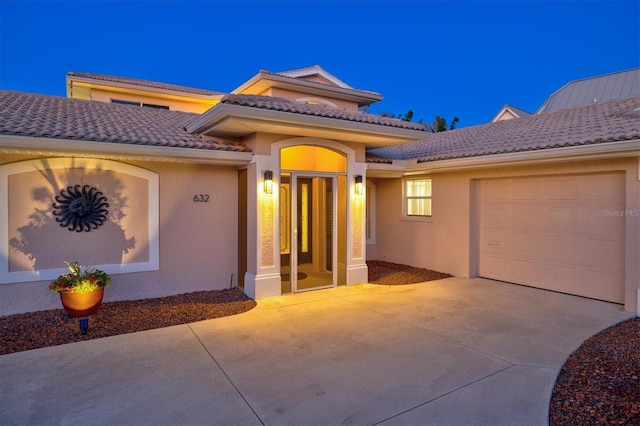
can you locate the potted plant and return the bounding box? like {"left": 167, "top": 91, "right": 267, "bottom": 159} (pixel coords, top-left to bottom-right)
{"left": 49, "top": 261, "right": 111, "bottom": 319}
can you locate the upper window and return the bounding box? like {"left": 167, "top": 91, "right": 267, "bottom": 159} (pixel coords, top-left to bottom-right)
{"left": 404, "top": 179, "right": 432, "bottom": 217}
{"left": 111, "top": 99, "right": 139, "bottom": 107}
{"left": 111, "top": 99, "right": 169, "bottom": 110}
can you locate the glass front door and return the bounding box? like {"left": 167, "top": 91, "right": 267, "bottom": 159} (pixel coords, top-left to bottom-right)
{"left": 281, "top": 174, "right": 336, "bottom": 292}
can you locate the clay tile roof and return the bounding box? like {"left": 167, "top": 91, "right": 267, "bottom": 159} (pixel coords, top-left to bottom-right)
{"left": 68, "top": 72, "right": 224, "bottom": 97}
{"left": 0, "top": 91, "right": 251, "bottom": 152}
{"left": 219, "top": 94, "right": 427, "bottom": 131}
{"left": 365, "top": 153, "right": 393, "bottom": 164}
{"left": 367, "top": 96, "right": 640, "bottom": 162}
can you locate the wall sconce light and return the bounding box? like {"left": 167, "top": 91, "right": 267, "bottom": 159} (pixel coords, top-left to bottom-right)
{"left": 264, "top": 170, "right": 273, "bottom": 194}
{"left": 354, "top": 175, "right": 363, "bottom": 196}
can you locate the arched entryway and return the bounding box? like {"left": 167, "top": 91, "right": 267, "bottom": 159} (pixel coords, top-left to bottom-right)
{"left": 279, "top": 145, "right": 347, "bottom": 293}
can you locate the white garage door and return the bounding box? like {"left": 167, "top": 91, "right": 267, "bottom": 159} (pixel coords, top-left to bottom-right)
{"left": 478, "top": 173, "right": 625, "bottom": 303}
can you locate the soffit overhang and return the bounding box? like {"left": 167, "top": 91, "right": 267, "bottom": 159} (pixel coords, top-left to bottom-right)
{"left": 232, "top": 72, "right": 383, "bottom": 107}
{"left": 0, "top": 135, "right": 253, "bottom": 166}
{"left": 366, "top": 139, "right": 640, "bottom": 177}
{"left": 186, "top": 103, "right": 427, "bottom": 148}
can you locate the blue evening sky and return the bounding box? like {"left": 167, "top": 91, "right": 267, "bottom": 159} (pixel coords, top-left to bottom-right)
{"left": 1, "top": 0, "right": 638, "bottom": 127}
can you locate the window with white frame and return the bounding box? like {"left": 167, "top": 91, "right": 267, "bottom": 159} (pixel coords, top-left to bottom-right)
{"left": 405, "top": 178, "right": 432, "bottom": 217}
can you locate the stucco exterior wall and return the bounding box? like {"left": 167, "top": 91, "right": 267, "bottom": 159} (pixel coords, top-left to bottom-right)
{"left": 373, "top": 157, "right": 640, "bottom": 312}
{"left": 0, "top": 155, "right": 238, "bottom": 315}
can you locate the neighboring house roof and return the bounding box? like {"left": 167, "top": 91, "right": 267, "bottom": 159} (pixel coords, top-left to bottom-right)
{"left": 537, "top": 68, "right": 640, "bottom": 114}
{"left": 367, "top": 96, "right": 640, "bottom": 162}
{"left": 0, "top": 91, "right": 250, "bottom": 152}
{"left": 217, "top": 94, "right": 426, "bottom": 131}
{"left": 67, "top": 72, "right": 224, "bottom": 97}
{"left": 491, "top": 104, "right": 532, "bottom": 122}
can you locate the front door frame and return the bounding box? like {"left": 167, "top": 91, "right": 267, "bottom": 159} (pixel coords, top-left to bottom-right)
{"left": 284, "top": 172, "right": 338, "bottom": 293}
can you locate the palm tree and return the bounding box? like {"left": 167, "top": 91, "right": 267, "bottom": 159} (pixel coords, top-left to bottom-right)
{"left": 380, "top": 110, "right": 460, "bottom": 132}
{"left": 429, "top": 115, "right": 460, "bottom": 132}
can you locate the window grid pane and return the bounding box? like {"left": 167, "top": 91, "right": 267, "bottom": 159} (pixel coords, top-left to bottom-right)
{"left": 405, "top": 179, "right": 432, "bottom": 217}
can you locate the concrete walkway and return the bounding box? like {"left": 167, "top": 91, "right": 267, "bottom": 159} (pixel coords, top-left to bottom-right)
{"left": 1, "top": 277, "right": 634, "bottom": 425}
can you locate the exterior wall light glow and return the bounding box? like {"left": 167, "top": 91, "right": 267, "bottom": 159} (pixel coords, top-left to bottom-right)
{"left": 264, "top": 170, "right": 273, "bottom": 194}
{"left": 355, "top": 175, "right": 363, "bottom": 196}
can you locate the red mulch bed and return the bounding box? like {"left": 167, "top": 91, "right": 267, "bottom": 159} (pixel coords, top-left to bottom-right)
{"left": 367, "top": 260, "right": 452, "bottom": 284}
{"left": 549, "top": 317, "right": 640, "bottom": 425}
{"left": 0, "top": 288, "right": 255, "bottom": 355}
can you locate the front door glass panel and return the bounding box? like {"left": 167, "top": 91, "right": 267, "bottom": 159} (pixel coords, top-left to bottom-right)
{"left": 281, "top": 174, "right": 335, "bottom": 292}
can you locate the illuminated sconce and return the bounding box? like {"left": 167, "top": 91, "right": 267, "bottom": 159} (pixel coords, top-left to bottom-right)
{"left": 354, "top": 175, "right": 363, "bottom": 196}
{"left": 264, "top": 170, "right": 273, "bottom": 194}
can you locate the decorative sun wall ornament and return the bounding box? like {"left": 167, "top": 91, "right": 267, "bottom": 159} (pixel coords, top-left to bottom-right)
{"left": 52, "top": 184, "right": 109, "bottom": 232}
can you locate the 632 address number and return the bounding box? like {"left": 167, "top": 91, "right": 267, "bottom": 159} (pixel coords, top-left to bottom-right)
{"left": 193, "top": 194, "right": 210, "bottom": 203}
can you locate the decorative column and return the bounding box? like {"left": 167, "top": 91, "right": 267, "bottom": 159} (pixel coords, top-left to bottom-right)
{"left": 243, "top": 156, "right": 281, "bottom": 299}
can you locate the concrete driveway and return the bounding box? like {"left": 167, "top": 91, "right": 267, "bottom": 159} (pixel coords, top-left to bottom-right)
{"left": 1, "top": 277, "right": 634, "bottom": 425}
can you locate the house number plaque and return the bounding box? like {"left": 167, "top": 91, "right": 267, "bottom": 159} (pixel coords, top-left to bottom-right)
{"left": 193, "top": 194, "right": 210, "bottom": 203}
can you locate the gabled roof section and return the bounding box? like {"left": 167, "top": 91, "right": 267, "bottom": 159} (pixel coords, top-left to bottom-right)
{"left": 186, "top": 94, "right": 426, "bottom": 147}
{"left": 537, "top": 68, "right": 640, "bottom": 114}
{"left": 0, "top": 91, "right": 250, "bottom": 153}
{"left": 277, "top": 65, "right": 354, "bottom": 89}
{"left": 217, "top": 94, "right": 424, "bottom": 130}
{"left": 491, "top": 104, "right": 532, "bottom": 122}
{"left": 368, "top": 96, "right": 640, "bottom": 162}
{"left": 232, "top": 66, "right": 383, "bottom": 107}
{"left": 67, "top": 72, "right": 224, "bottom": 98}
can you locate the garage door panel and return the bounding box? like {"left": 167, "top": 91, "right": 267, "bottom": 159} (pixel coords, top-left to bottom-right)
{"left": 543, "top": 207, "right": 577, "bottom": 233}
{"left": 481, "top": 231, "right": 506, "bottom": 253}
{"left": 546, "top": 178, "right": 577, "bottom": 200}
{"left": 512, "top": 206, "right": 539, "bottom": 231}
{"left": 578, "top": 208, "right": 625, "bottom": 239}
{"left": 483, "top": 207, "right": 507, "bottom": 228}
{"left": 478, "top": 174, "right": 624, "bottom": 304}
{"left": 512, "top": 180, "right": 540, "bottom": 200}
{"left": 575, "top": 238, "right": 624, "bottom": 269}
{"left": 508, "top": 258, "right": 538, "bottom": 284}
{"left": 479, "top": 255, "right": 507, "bottom": 280}
{"left": 581, "top": 174, "right": 625, "bottom": 200}
{"left": 539, "top": 263, "right": 576, "bottom": 291}
{"left": 539, "top": 235, "right": 576, "bottom": 262}
{"left": 483, "top": 181, "right": 508, "bottom": 200}
{"left": 575, "top": 268, "right": 625, "bottom": 303}
{"left": 509, "top": 233, "right": 538, "bottom": 257}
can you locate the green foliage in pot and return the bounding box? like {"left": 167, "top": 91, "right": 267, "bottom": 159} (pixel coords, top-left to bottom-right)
{"left": 48, "top": 261, "right": 112, "bottom": 293}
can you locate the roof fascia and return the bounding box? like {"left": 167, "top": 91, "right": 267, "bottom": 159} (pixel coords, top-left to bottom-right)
{"left": 367, "top": 139, "right": 640, "bottom": 176}
{"left": 277, "top": 66, "right": 354, "bottom": 89}
{"left": 0, "top": 135, "right": 253, "bottom": 166}
{"left": 67, "top": 75, "right": 223, "bottom": 103}
{"left": 232, "top": 72, "right": 382, "bottom": 105}
{"left": 186, "top": 103, "right": 427, "bottom": 144}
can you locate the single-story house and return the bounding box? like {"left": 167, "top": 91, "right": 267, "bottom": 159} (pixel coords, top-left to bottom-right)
{"left": 1, "top": 66, "right": 639, "bottom": 315}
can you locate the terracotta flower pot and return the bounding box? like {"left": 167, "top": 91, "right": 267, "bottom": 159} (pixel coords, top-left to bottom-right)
{"left": 59, "top": 287, "right": 104, "bottom": 318}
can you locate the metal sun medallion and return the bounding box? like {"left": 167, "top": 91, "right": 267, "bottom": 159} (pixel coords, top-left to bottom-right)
{"left": 52, "top": 184, "right": 109, "bottom": 232}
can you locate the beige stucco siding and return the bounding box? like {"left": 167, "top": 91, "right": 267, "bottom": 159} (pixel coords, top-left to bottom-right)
{"left": 0, "top": 155, "right": 238, "bottom": 315}
{"left": 372, "top": 157, "right": 640, "bottom": 312}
